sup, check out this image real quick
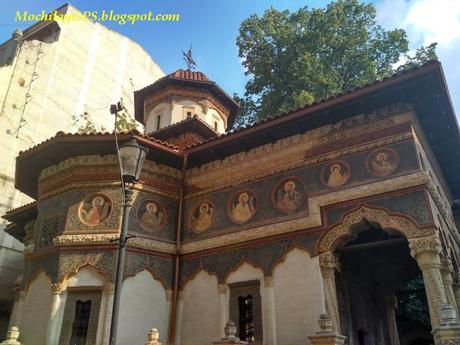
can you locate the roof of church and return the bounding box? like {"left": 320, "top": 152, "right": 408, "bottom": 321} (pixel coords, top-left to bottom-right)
{"left": 149, "top": 116, "right": 218, "bottom": 144}
{"left": 11, "top": 60, "right": 460, "bottom": 200}
{"left": 134, "top": 69, "right": 240, "bottom": 129}
{"left": 168, "top": 69, "right": 210, "bottom": 82}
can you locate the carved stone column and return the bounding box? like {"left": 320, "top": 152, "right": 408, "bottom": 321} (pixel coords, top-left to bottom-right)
{"left": 174, "top": 291, "right": 185, "bottom": 345}
{"left": 409, "top": 235, "right": 448, "bottom": 328}
{"left": 163, "top": 290, "right": 173, "bottom": 344}
{"left": 432, "top": 304, "right": 460, "bottom": 345}
{"left": 218, "top": 284, "right": 228, "bottom": 339}
{"left": 319, "top": 251, "right": 341, "bottom": 334}
{"left": 102, "top": 283, "right": 115, "bottom": 345}
{"left": 383, "top": 295, "right": 400, "bottom": 345}
{"left": 8, "top": 281, "right": 25, "bottom": 330}
{"left": 454, "top": 273, "right": 460, "bottom": 311}
{"left": 308, "top": 314, "right": 346, "bottom": 345}
{"left": 45, "top": 283, "right": 65, "bottom": 345}
{"left": 264, "top": 276, "right": 277, "bottom": 345}
{"left": 441, "top": 256, "right": 458, "bottom": 311}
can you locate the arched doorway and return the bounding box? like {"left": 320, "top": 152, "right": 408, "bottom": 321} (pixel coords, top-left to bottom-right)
{"left": 332, "top": 220, "right": 433, "bottom": 345}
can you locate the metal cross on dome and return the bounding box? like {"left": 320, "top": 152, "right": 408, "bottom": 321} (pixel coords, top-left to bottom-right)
{"left": 182, "top": 46, "right": 197, "bottom": 71}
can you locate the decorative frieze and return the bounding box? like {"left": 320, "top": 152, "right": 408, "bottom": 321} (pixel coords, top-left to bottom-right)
{"left": 319, "top": 206, "right": 434, "bottom": 253}
{"left": 186, "top": 105, "right": 413, "bottom": 195}
{"left": 53, "top": 234, "right": 176, "bottom": 254}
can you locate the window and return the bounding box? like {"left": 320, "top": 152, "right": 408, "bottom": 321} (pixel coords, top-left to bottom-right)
{"left": 69, "top": 300, "right": 91, "bottom": 345}
{"left": 59, "top": 290, "right": 102, "bottom": 345}
{"left": 238, "top": 295, "right": 255, "bottom": 342}
{"left": 214, "top": 121, "right": 218, "bottom": 131}
{"left": 183, "top": 106, "right": 195, "bottom": 118}
{"left": 229, "top": 280, "right": 262, "bottom": 344}
{"left": 156, "top": 114, "right": 161, "bottom": 131}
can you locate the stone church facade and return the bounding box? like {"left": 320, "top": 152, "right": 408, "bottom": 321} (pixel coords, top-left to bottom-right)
{"left": 3, "top": 61, "right": 460, "bottom": 345}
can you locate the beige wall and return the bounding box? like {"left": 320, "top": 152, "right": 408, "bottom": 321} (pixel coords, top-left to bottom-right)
{"left": 146, "top": 99, "right": 226, "bottom": 134}
{"left": 181, "top": 270, "right": 220, "bottom": 345}
{"left": 273, "top": 248, "right": 323, "bottom": 345}
{"left": 17, "top": 271, "right": 52, "bottom": 345}
{"left": 117, "top": 270, "right": 168, "bottom": 345}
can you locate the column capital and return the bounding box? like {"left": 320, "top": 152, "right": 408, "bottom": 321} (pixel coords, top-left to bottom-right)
{"left": 51, "top": 282, "right": 65, "bottom": 295}
{"left": 165, "top": 289, "right": 174, "bottom": 301}
{"left": 319, "top": 251, "right": 340, "bottom": 272}
{"left": 177, "top": 290, "right": 184, "bottom": 300}
{"left": 14, "top": 290, "right": 26, "bottom": 302}
{"left": 264, "top": 276, "right": 274, "bottom": 288}
{"left": 441, "top": 256, "right": 454, "bottom": 274}
{"left": 409, "top": 235, "right": 442, "bottom": 257}
{"left": 104, "top": 282, "right": 115, "bottom": 294}
{"left": 218, "top": 284, "right": 227, "bottom": 294}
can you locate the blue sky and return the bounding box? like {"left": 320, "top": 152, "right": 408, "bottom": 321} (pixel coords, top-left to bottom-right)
{"left": 1, "top": 0, "right": 459, "bottom": 118}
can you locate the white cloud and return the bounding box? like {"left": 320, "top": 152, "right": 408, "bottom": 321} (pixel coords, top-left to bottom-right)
{"left": 404, "top": 0, "right": 460, "bottom": 47}
{"left": 377, "top": 0, "right": 460, "bottom": 48}
{"left": 376, "top": 0, "right": 460, "bottom": 118}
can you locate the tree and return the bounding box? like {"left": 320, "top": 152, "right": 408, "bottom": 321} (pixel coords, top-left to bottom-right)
{"left": 236, "top": 0, "right": 435, "bottom": 124}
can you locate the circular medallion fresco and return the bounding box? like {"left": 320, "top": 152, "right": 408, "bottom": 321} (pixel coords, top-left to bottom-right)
{"left": 272, "top": 177, "right": 306, "bottom": 214}
{"left": 137, "top": 200, "right": 167, "bottom": 232}
{"left": 366, "top": 148, "right": 400, "bottom": 177}
{"left": 189, "top": 201, "right": 215, "bottom": 233}
{"left": 320, "top": 161, "right": 351, "bottom": 188}
{"left": 79, "top": 194, "right": 112, "bottom": 226}
{"left": 228, "top": 190, "right": 257, "bottom": 225}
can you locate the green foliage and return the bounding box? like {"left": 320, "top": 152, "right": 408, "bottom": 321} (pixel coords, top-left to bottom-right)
{"left": 72, "top": 111, "right": 98, "bottom": 134}
{"left": 72, "top": 109, "right": 138, "bottom": 134}
{"left": 396, "top": 274, "right": 431, "bottom": 327}
{"left": 397, "top": 43, "right": 438, "bottom": 72}
{"left": 114, "top": 108, "right": 138, "bottom": 132}
{"left": 235, "top": 0, "right": 437, "bottom": 126}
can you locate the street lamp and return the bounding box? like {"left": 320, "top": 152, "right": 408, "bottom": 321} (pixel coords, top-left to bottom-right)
{"left": 109, "top": 137, "right": 149, "bottom": 345}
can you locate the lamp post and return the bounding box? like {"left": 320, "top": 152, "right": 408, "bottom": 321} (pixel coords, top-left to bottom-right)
{"left": 109, "top": 138, "right": 149, "bottom": 345}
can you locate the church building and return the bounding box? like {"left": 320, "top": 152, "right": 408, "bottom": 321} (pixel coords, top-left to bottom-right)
{"left": 3, "top": 61, "right": 460, "bottom": 345}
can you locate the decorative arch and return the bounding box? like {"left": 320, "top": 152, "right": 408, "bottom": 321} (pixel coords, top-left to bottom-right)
{"left": 22, "top": 268, "right": 53, "bottom": 294}
{"left": 124, "top": 267, "right": 169, "bottom": 291}
{"left": 59, "top": 262, "right": 110, "bottom": 286}
{"left": 181, "top": 267, "right": 219, "bottom": 290}
{"left": 270, "top": 244, "right": 312, "bottom": 275}
{"left": 224, "top": 259, "right": 266, "bottom": 284}
{"left": 318, "top": 205, "right": 435, "bottom": 253}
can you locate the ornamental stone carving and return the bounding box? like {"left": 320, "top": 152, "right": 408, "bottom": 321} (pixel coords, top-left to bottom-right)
{"left": 409, "top": 234, "right": 447, "bottom": 328}
{"left": 409, "top": 235, "right": 442, "bottom": 258}
{"left": 319, "top": 205, "right": 433, "bottom": 253}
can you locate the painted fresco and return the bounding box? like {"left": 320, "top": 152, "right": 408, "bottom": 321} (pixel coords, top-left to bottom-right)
{"left": 182, "top": 140, "right": 419, "bottom": 242}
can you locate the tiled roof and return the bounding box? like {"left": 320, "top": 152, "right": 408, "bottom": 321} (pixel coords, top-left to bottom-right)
{"left": 184, "top": 60, "right": 443, "bottom": 149}
{"left": 18, "top": 130, "right": 181, "bottom": 156}
{"left": 169, "top": 69, "right": 210, "bottom": 82}
{"left": 4, "top": 201, "right": 36, "bottom": 217}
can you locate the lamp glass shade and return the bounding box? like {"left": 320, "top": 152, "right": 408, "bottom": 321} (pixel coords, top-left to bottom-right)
{"left": 118, "top": 138, "right": 149, "bottom": 183}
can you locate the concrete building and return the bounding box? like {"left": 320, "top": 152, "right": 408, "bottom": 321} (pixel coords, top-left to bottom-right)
{"left": 4, "top": 60, "right": 460, "bottom": 345}
{"left": 0, "top": 3, "right": 164, "bottom": 336}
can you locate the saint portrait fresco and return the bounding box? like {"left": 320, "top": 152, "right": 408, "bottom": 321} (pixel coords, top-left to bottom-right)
{"left": 137, "top": 200, "right": 166, "bottom": 231}
{"left": 272, "top": 178, "right": 306, "bottom": 214}
{"left": 190, "top": 201, "right": 214, "bottom": 233}
{"left": 228, "top": 190, "right": 257, "bottom": 224}
{"left": 366, "top": 148, "right": 400, "bottom": 177}
{"left": 79, "top": 194, "right": 112, "bottom": 226}
{"left": 321, "top": 161, "right": 351, "bottom": 188}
